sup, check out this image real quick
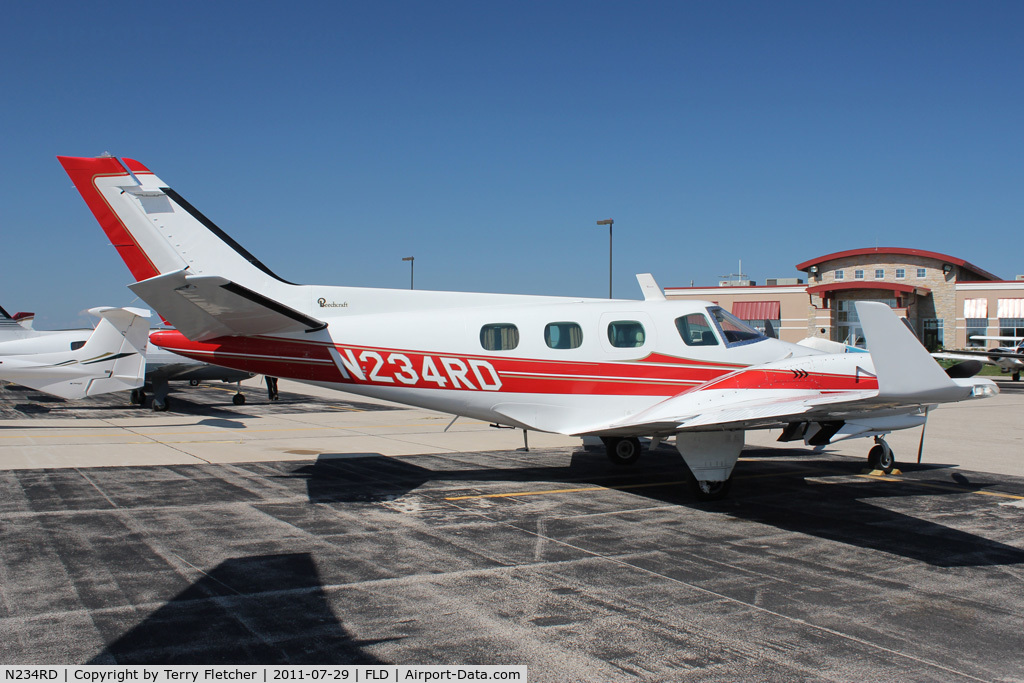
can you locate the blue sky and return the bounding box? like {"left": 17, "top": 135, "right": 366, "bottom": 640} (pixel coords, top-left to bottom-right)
{"left": 2, "top": 1, "right": 1022, "bottom": 328}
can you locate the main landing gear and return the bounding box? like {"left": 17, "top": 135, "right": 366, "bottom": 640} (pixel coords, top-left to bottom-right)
{"left": 867, "top": 436, "right": 896, "bottom": 474}
{"left": 598, "top": 433, "right": 739, "bottom": 501}
{"left": 601, "top": 436, "right": 642, "bottom": 465}
{"left": 690, "top": 477, "right": 732, "bottom": 501}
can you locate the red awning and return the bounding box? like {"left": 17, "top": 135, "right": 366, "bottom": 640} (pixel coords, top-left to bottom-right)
{"left": 732, "top": 301, "right": 781, "bottom": 320}
{"left": 806, "top": 282, "right": 930, "bottom": 297}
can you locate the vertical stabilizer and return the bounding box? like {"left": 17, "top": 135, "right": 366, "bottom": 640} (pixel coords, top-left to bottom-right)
{"left": 856, "top": 301, "right": 966, "bottom": 402}
{"left": 58, "top": 156, "right": 290, "bottom": 293}
{"left": 0, "top": 307, "right": 150, "bottom": 399}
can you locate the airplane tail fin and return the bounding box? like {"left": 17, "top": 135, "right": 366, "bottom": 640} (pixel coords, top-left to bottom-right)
{"left": 77, "top": 307, "right": 152, "bottom": 397}
{"left": 58, "top": 156, "right": 291, "bottom": 292}
{"left": 856, "top": 301, "right": 976, "bottom": 402}
{"left": 0, "top": 307, "right": 150, "bottom": 399}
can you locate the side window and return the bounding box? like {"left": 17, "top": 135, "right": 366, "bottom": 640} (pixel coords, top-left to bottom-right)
{"left": 544, "top": 322, "right": 583, "bottom": 349}
{"left": 69, "top": 340, "right": 86, "bottom": 351}
{"left": 480, "top": 323, "right": 519, "bottom": 351}
{"left": 675, "top": 314, "right": 718, "bottom": 346}
{"left": 607, "top": 320, "right": 645, "bottom": 348}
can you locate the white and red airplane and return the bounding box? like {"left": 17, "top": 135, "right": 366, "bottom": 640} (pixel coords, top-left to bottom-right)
{"left": 58, "top": 155, "right": 998, "bottom": 498}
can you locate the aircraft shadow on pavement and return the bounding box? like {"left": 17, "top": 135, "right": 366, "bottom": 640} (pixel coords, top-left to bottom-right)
{"left": 89, "top": 553, "right": 390, "bottom": 665}
{"left": 290, "top": 449, "right": 1024, "bottom": 569}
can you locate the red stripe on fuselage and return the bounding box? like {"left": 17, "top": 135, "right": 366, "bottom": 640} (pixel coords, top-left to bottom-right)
{"left": 150, "top": 331, "right": 752, "bottom": 396}
{"left": 693, "top": 368, "right": 878, "bottom": 393}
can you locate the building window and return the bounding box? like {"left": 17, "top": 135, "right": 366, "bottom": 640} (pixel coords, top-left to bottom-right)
{"left": 835, "top": 270, "right": 844, "bottom": 280}
{"left": 874, "top": 269, "right": 884, "bottom": 279}
{"left": 480, "top": 323, "right": 519, "bottom": 351}
{"left": 855, "top": 269, "right": 864, "bottom": 279}
{"left": 965, "top": 318, "right": 988, "bottom": 347}
{"left": 922, "top": 319, "right": 944, "bottom": 351}
{"left": 895, "top": 268, "right": 906, "bottom": 279}
{"left": 917, "top": 268, "right": 927, "bottom": 278}
{"left": 999, "top": 318, "right": 1024, "bottom": 339}
{"left": 544, "top": 322, "right": 583, "bottom": 349}
{"left": 607, "top": 321, "right": 646, "bottom": 348}
{"left": 675, "top": 314, "right": 718, "bottom": 346}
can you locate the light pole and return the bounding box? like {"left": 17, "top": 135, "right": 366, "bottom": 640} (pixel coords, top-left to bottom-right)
{"left": 596, "top": 219, "right": 614, "bottom": 298}
{"left": 402, "top": 256, "right": 415, "bottom": 289}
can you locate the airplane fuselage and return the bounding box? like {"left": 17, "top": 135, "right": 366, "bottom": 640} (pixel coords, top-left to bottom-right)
{"left": 150, "top": 291, "right": 830, "bottom": 433}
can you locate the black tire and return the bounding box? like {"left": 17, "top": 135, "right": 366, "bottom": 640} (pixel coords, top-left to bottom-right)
{"left": 868, "top": 443, "right": 895, "bottom": 474}
{"left": 605, "top": 437, "right": 642, "bottom": 465}
{"left": 1013, "top": 371, "right": 1020, "bottom": 382}
{"left": 689, "top": 476, "right": 732, "bottom": 501}
{"left": 233, "top": 393, "right": 246, "bottom": 405}
{"left": 189, "top": 379, "right": 200, "bottom": 387}
{"left": 130, "top": 389, "right": 145, "bottom": 406}
{"left": 151, "top": 398, "right": 169, "bottom": 412}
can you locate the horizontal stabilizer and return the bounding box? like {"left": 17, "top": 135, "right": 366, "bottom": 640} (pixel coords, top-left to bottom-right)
{"left": 129, "top": 270, "right": 326, "bottom": 341}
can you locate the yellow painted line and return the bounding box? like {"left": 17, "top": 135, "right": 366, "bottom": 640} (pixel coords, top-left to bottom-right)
{"left": 857, "top": 473, "right": 1024, "bottom": 500}
{"left": 450, "top": 468, "right": 1024, "bottom": 504}
{"left": 446, "top": 480, "right": 690, "bottom": 501}
{"left": 972, "top": 490, "right": 1024, "bottom": 501}
{"left": 0, "top": 423, "right": 442, "bottom": 440}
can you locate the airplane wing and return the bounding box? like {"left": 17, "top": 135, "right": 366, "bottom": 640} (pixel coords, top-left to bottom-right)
{"left": 129, "top": 269, "right": 326, "bottom": 341}
{"left": 970, "top": 335, "right": 1024, "bottom": 342}
{"left": 934, "top": 348, "right": 1024, "bottom": 361}
{"left": 573, "top": 302, "right": 995, "bottom": 438}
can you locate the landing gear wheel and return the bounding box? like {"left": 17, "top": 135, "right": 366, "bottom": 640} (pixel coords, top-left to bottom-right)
{"left": 604, "top": 437, "right": 642, "bottom": 465}
{"left": 130, "top": 389, "right": 145, "bottom": 406}
{"left": 233, "top": 393, "right": 246, "bottom": 406}
{"left": 189, "top": 379, "right": 200, "bottom": 386}
{"left": 690, "top": 476, "right": 733, "bottom": 501}
{"left": 151, "top": 398, "right": 169, "bottom": 412}
{"left": 1013, "top": 371, "right": 1020, "bottom": 382}
{"left": 867, "top": 440, "right": 895, "bottom": 474}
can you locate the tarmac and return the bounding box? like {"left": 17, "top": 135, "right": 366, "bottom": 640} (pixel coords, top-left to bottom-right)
{"left": 1, "top": 377, "right": 1023, "bottom": 681}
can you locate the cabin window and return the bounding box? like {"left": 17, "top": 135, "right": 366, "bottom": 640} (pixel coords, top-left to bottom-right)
{"left": 675, "top": 314, "right": 718, "bottom": 346}
{"left": 480, "top": 323, "right": 519, "bottom": 351}
{"left": 607, "top": 321, "right": 645, "bottom": 348}
{"left": 708, "top": 306, "right": 767, "bottom": 346}
{"left": 544, "top": 322, "right": 583, "bottom": 349}
{"left": 70, "top": 341, "right": 86, "bottom": 351}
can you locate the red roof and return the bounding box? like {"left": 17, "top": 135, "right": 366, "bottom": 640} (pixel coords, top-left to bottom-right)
{"left": 806, "top": 282, "right": 930, "bottom": 296}
{"left": 795, "top": 248, "right": 999, "bottom": 281}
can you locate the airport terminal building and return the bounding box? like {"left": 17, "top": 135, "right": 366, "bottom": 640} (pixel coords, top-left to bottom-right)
{"left": 666, "top": 247, "right": 1024, "bottom": 350}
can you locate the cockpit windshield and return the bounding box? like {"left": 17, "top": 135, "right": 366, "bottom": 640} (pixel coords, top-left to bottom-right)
{"left": 708, "top": 306, "right": 768, "bottom": 346}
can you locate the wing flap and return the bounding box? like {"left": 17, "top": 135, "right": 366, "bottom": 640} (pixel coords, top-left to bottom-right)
{"left": 129, "top": 270, "right": 326, "bottom": 341}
